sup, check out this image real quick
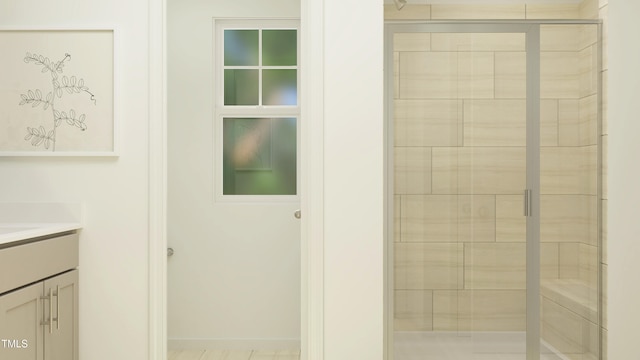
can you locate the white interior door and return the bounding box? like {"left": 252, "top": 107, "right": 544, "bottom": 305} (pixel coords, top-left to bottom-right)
{"left": 166, "top": 18, "right": 301, "bottom": 350}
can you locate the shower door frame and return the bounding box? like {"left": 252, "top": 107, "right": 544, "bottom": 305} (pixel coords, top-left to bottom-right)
{"left": 384, "top": 20, "right": 602, "bottom": 360}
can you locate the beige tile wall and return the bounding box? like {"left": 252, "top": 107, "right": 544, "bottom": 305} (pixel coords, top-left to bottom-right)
{"left": 599, "top": 1, "right": 609, "bottom": 358}
{"left": 526, "top": 4, "right": 580, "bottom": 19}
{"left": 388, "top": 5, "right": 604, "bottom": 359}
{"left": 430, "top": 4, "right": 526, "bottom": 20}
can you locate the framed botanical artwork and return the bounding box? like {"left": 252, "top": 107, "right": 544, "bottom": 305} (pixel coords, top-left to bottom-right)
{"left": 0, "top": 28, "right": 118, "bottom": 156}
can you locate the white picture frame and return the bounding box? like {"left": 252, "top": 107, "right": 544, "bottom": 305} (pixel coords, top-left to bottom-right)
{"left": 0, "top": 28, "right": 118, "bottom": 156}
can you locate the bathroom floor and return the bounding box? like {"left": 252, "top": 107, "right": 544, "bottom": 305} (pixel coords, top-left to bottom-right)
{"left": 167, "top": 349, "right": 300, "bottom": 360}
{"left": 394, "top": 332, "right": 568, "bottom": 360}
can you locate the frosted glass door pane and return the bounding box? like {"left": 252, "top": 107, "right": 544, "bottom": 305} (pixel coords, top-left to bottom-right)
{"left": 224, "top": 69, "right": 259, "bottom": 105}
{"left": 223, "top": 117, "right": 297, "bottom": 195}
{"left": 262, "top": 30, "right": 297, "bottom": 66}
{"left": 263, "top": 69, "right": 297, "bottom": 105}
{"left": 224, "top": 30, "right": 258, "bottom": 66}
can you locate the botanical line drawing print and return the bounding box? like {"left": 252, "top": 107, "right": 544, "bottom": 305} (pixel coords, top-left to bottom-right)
{"left": 19, "top": 52, "right": 96, "bottom": 151}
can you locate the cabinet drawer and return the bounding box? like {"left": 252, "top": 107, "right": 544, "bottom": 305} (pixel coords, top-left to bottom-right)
{"left": 0, "top": 233, "right": 78, "bottom": 294}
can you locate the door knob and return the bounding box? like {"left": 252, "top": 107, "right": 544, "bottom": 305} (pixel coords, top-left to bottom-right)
{"left": 167, "top": 247, "right": 174, "bottom": 257}
{"left": 294, "top": 209, "right": 301, "bottom": 219}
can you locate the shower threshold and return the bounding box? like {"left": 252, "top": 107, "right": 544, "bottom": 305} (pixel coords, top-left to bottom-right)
{"left": 394, "top": 331, "right": 571, "bottom": 360}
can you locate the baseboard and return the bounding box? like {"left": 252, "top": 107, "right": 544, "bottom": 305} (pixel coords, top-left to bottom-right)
{"left": 168, "top": 338, "right": 301, "bottom": 350}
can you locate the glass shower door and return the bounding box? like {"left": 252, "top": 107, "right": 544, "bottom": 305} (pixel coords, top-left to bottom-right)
{"left": 538, "top": 23, "right": 602, "bottom": 360}
{"left": 389, "top": 24, "right": 531, "bottom": 360}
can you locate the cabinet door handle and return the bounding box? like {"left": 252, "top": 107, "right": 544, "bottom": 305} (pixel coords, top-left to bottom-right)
{"left": 39, "top": 286, "right": 60, "bottom": 333}
{"left": 45, "top": 288, "right": 53, "bottom": 334}
{"left": 54, "top": 285, "right": 60, "bottom": 330}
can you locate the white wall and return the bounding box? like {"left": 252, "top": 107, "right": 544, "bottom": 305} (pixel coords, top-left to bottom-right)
{"left": 0, "top": 1, "right": 150, "bottom": 360}
{"left": 606, "top": 1, "right": 640, "bottom": 358}
{"left": 167, "top": 0, "right": 301, "bottom": 347}
{"left": 322, "top": 0, "right": 385, "bottom": 359}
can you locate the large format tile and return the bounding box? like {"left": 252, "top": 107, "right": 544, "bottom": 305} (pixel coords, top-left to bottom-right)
{"left": 400, "top": 195, "right": 457, "bottom": 243}
{"left": 495, "top": 195, "right": 525, "bottom": 242}
{"left": 542, "top": 243, "right": 560, "bottom": 279}
{"left": 602, "top": 70, "right": 608, "bottom": 135}
{"left": 602, "top": 328, "right": 608, "bottom": 360}
{"left": 384, "top": 4, "right": 431, "bottom": 20}
{"left": 399, "top": 52, "right": 494, "bottom": 99}
{"left": 600, "top": 5, "right": 608, "bottom": 71}
{"left": 394, "top": 33, "right": 431, "bottom": 52}
{"left": 431, "top": 33, "right": 524, "bottom": 52}
{"left": 399, "top": 52, "right": 458, "bottom": 99}
{"left": 395, "top": 290, "right": 434, "bottom": 331}
{"left": 541, "top": 296, "right": 584, "bottom": 356}
{"left": 580, "top": 24, "right": 599, "bottom": 52}
{"left": 559, "top": 243, "right": 580, "bottom": 279}
{"left": 580, "top": 44, "right": 599, "bottom": 98}
{"left": 579, "top": 94, "right": 598, "bottom": 146}
{"left": 431, "top": 4, "right": 525, "bottom": 19}
{"left": 395, "top": 147, "right": 432, "bottom": 195}
{"left": 432, "top": 290, "right": 457, "bottom": 331}
{"left": 602, "top": 263, "right": 608, "bottom": 329}
{"left": 580, "top": 0, "right": 599, "bottom": 20}
{"left": 585, "top": 317, "right": 600, "bottom": 359}
{"left": 558, "top": 100, "right": 581, "bottom": 146}
{"left": 602, "top": 135, "right": 608, "bottom": 199}
{"left": 394, "top": 52, "right": 399, "bottom": 99}
{"left": 457, "top": 290, "right": 526, "bottom": 331}
{"left": 526, "top": 4, "right": 580, "bottom": 19}
{"left": 464, "top": 243, "right": 526, "bottom": 289}
{"left": 495, "top": 52, "right": 525, "bottom": 99}
{"left": 540, "top": 146, "right": 596, "bottom": 195}
{"left": 457, "top": 195, "right": 496, "bottom": 243}
{"left": 540, "top": 195, "right": 593, "bottom": 244}
{"left": 602, "top": 199, "right": 608, "bottom": 263}
{"left": 394, "top": 195, "right": 401, "bottom": 242}
{"left": 432, "top": 147, "right": 526, "bottom": 195}
{"left": 588, "top": 195, "right": 598, "bottom": 246}
{"left": 400, "top": 195, "right": 496, "bottom": 243}
{"left": 558, "top": 94, "right": 599, "bottom": 149}
{"left": 394, "top": 99, "right": 462, "bottom": 147}
{"left": 579, "top": 243, "right": 598, "bottom": 289}
{"left": 431, "top": 147, "right": 459, "bottom": 194}
{"left": 540, "top": 25, "right": 582, "bottom": 52}
{"left": 463, "top": 100, "right": 525, "bottom": 146}
{"left": 541, "top": 278, "right": 598, "bottom": 325}
{"left": 541, "top": 100, "right": 560, "bottom": 147}
{"left": 541, "top": 52, "right": 580, "bottom": 99}
{"left": 457, "top": 52, "right": 494, "bottom": 99}
{"left": 395, "top": 242, "right": 463, "bottom": 290}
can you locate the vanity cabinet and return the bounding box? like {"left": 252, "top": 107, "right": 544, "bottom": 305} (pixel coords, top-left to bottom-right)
{"left": 0, "top": 233, "right": 79, "bottom": 360}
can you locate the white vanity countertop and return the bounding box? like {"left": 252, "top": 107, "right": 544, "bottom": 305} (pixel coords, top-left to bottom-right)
{"left": 0, "top": 222, "right": 82, "bottom": 246}
{"left": 0, "top": 202, "right": 83, "bottom": 246}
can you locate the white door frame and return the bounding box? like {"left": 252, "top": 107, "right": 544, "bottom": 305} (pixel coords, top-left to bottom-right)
{"left": 147, "top": 0, "right": 325, "bottom": 359}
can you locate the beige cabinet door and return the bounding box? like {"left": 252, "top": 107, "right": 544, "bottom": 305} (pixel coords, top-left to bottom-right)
{"left": 44, "top": 270, "right": 78, "bottom": 360}
{"left": 0, "top": 282, "right": 44, "bottom": 360}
